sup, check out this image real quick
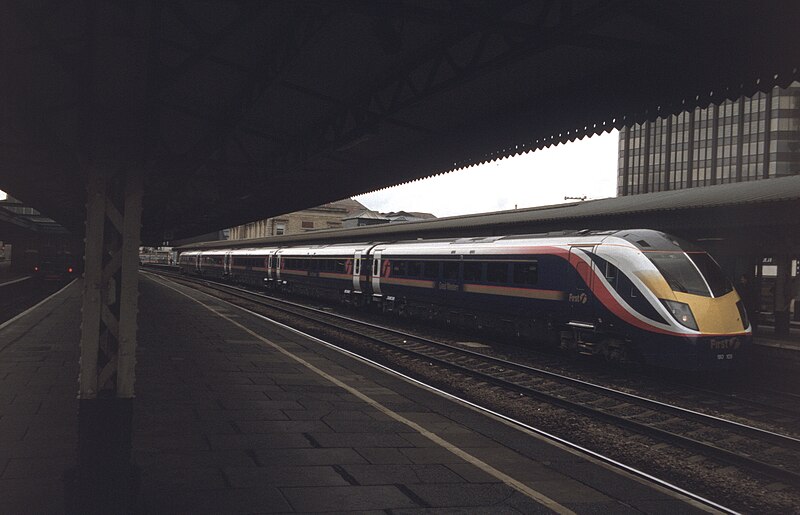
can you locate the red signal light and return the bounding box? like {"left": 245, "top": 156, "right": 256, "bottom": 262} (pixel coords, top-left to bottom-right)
{"left": 34, "top": 266, "right": 39, "bottom": 272}
{"left": 68, "top": 267, "right": 74, "bottom": 273}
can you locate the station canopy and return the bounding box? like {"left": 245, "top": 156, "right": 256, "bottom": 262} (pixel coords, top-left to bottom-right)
{"left": 2, "top": 0, "right": 799, "bottom": 243}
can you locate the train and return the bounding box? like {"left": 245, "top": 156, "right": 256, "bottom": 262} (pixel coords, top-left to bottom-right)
{"left": 177, "top": 229, "right": 752, "bottom": 371}
{"left": 33, "top": 251, "right": 79, "bottom": 281}
{"left": 139, "top": 249, "right": 176, "bottom": 266}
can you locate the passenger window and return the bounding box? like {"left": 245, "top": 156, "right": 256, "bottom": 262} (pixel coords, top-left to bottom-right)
{"left": 443, "top": 261, "right": 459, "bottom": 281}
{"left": 463, "top": 262, "right": 482, "bottom": 282}
{"left": 392, "top": 260, "right": 407, "bottom": 276}
{"left": 407, "top": 261, "right": 422, "bottom": 277}
{"left": 513, "top": 261, "right": 538, "bottom": 285}
{"left": 487, "top": 262, "right": 508, "bottom": 283}
{"left": 422, "top": 261, "right": 439, "bottom": 279}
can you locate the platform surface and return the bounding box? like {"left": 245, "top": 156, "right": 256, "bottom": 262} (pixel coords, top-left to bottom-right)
{"left": 0, "top": 274, "right": 718, "bottom": 513}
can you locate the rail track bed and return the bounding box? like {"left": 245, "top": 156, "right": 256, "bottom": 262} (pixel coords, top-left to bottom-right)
{"left": 0, "top": 277, "right": 69, "bottom": 325}
{"left": 149, "top": 270, "right": 800, "bottom": 513}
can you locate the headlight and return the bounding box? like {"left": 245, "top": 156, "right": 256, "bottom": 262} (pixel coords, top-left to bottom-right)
{"left": 661, "top": 299, "right": 699, "bottom": 330}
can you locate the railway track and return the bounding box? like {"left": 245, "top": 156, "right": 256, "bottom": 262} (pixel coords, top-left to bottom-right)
{"left": 0, "top": 276, "right": 67, "bottom": 325}
{"left": 534, "top": 360, "right": 800, "bottom": 439}
{"left": 147, "top": 270, "right": 800, "bottom": 510}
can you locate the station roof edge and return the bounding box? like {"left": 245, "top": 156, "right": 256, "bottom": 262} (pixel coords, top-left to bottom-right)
{"left": 175, "top": 175, "right": 800, "bottom": 251}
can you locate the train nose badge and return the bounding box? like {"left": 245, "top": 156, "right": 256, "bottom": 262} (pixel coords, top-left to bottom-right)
{"left": 568, "top": 292, "right": 588, "bottom": 304}
{"left": 709, "top": 336, "right": 741, "bottom": 350}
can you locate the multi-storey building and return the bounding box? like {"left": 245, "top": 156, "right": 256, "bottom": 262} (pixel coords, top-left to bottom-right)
{"left": 618, "top": 82, "right": 800, "bottom": 195}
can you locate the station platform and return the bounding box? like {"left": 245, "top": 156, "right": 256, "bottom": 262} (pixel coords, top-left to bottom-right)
{"left": 753, "top": 324, "right": 800, "bottom": 350}
{"left": 0, "top": 274, "right": 718, "bottom": 513}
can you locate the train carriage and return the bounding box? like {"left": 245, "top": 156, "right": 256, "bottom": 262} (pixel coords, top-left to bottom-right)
{"left": 177, "top": 250, "right": 201, "bottom": 274}
{"left": 372, "top": 236, "right": 572, "bottom": 338}
{"left": 227, "top": 248, "right": 276, "bottom": 287}
{"left": 197, "top": 249, "right": 227, "bottom": 280}
{"left": 275, "top": 242, "right": 375, "bottom": 303}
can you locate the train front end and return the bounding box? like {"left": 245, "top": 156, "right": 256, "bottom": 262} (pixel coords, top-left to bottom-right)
{"left": 618, "top": 231, "right": 752, "bottom": 370}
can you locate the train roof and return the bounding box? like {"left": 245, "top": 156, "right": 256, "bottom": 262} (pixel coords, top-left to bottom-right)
{"left": 176, "top": 229, "right": 701, "bottom": 255}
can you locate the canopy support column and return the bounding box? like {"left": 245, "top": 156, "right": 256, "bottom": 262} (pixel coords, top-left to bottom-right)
{"left": 774, "top": 253, "right": 792, "bottom": 337}
{"left": 67, "top": 166, "right": 142, "bottom": 514}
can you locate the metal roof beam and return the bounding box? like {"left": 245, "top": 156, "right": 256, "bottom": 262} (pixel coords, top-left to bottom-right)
{"left": 162, "top": 2, "right": 267, "bottom": 81}
{"left": 9, "top": 2, "right": 87, "bottom": 88}
{"left": 283, "top": 0, "right": 626, "bottom": 175}
{"left": 278, "top": 80, "right": 433, "bottom": 135}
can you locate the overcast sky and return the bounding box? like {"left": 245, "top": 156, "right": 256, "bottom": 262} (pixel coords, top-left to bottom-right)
{"left": 0, "top": 130, "right": 619, "bottom": 214}
{"left": 355, "top": 129, "right": 619, "bottom": 217}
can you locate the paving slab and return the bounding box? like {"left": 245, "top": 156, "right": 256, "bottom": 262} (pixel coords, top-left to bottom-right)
{"left": 0, "top": 281, "right": 78, "bottom": 514}
{"left": 136, "top": 274, "right": 725, "bottom": 513}
{"left": 0, "top": 274, "right": 719, "bottom": 513}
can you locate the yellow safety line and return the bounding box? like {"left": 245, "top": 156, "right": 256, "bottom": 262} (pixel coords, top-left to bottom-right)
{"left": 148, "top": 274, "right": 574, "bottom": 514}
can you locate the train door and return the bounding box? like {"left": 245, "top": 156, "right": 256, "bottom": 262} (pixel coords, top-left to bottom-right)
{"left": 438, "top": 258, "right": 461, "bottom": 301}
{"left": 195, "top": 254, "right": 201, "bottom": 274}
{"left": 275, "top": 252, "right": 283, "bottom": 283}
{"left": 224, "top": 252, "right": 232, "bottom": 277}
{"left": 266, "top": 253, "right": 274, "bottom": 283}
{"left": 442, "top": 260, "right": 461, "bottom": 289}
{"left": 352, "top": 250, "right": 362, "bottom": 292}
{"left": 568, "top": 245, "right": 595, "bottom": 321}
{"left": 371, "top": 250, "right": 382, "bottom": 295}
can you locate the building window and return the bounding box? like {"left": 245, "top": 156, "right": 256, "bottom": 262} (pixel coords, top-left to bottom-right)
{"left": 274, "top": 222, "right": 286, "bottom": 235}
{"left": 302, "top": 221, "right": 314, "bottom": 229}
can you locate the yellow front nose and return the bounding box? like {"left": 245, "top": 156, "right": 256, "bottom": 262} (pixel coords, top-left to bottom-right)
{"left": 673, "top": 290, "right": 748, "bottom": 334}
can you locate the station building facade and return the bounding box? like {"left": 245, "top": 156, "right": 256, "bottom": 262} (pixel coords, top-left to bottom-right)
{"left": 227, "top": 198, "right": 366, "bottom": 240}
{"left": 617, "top": 82, "right": 800, "bottom": 196}
{"left": 227, "top": 201, "right": 437, "bottom": 239}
